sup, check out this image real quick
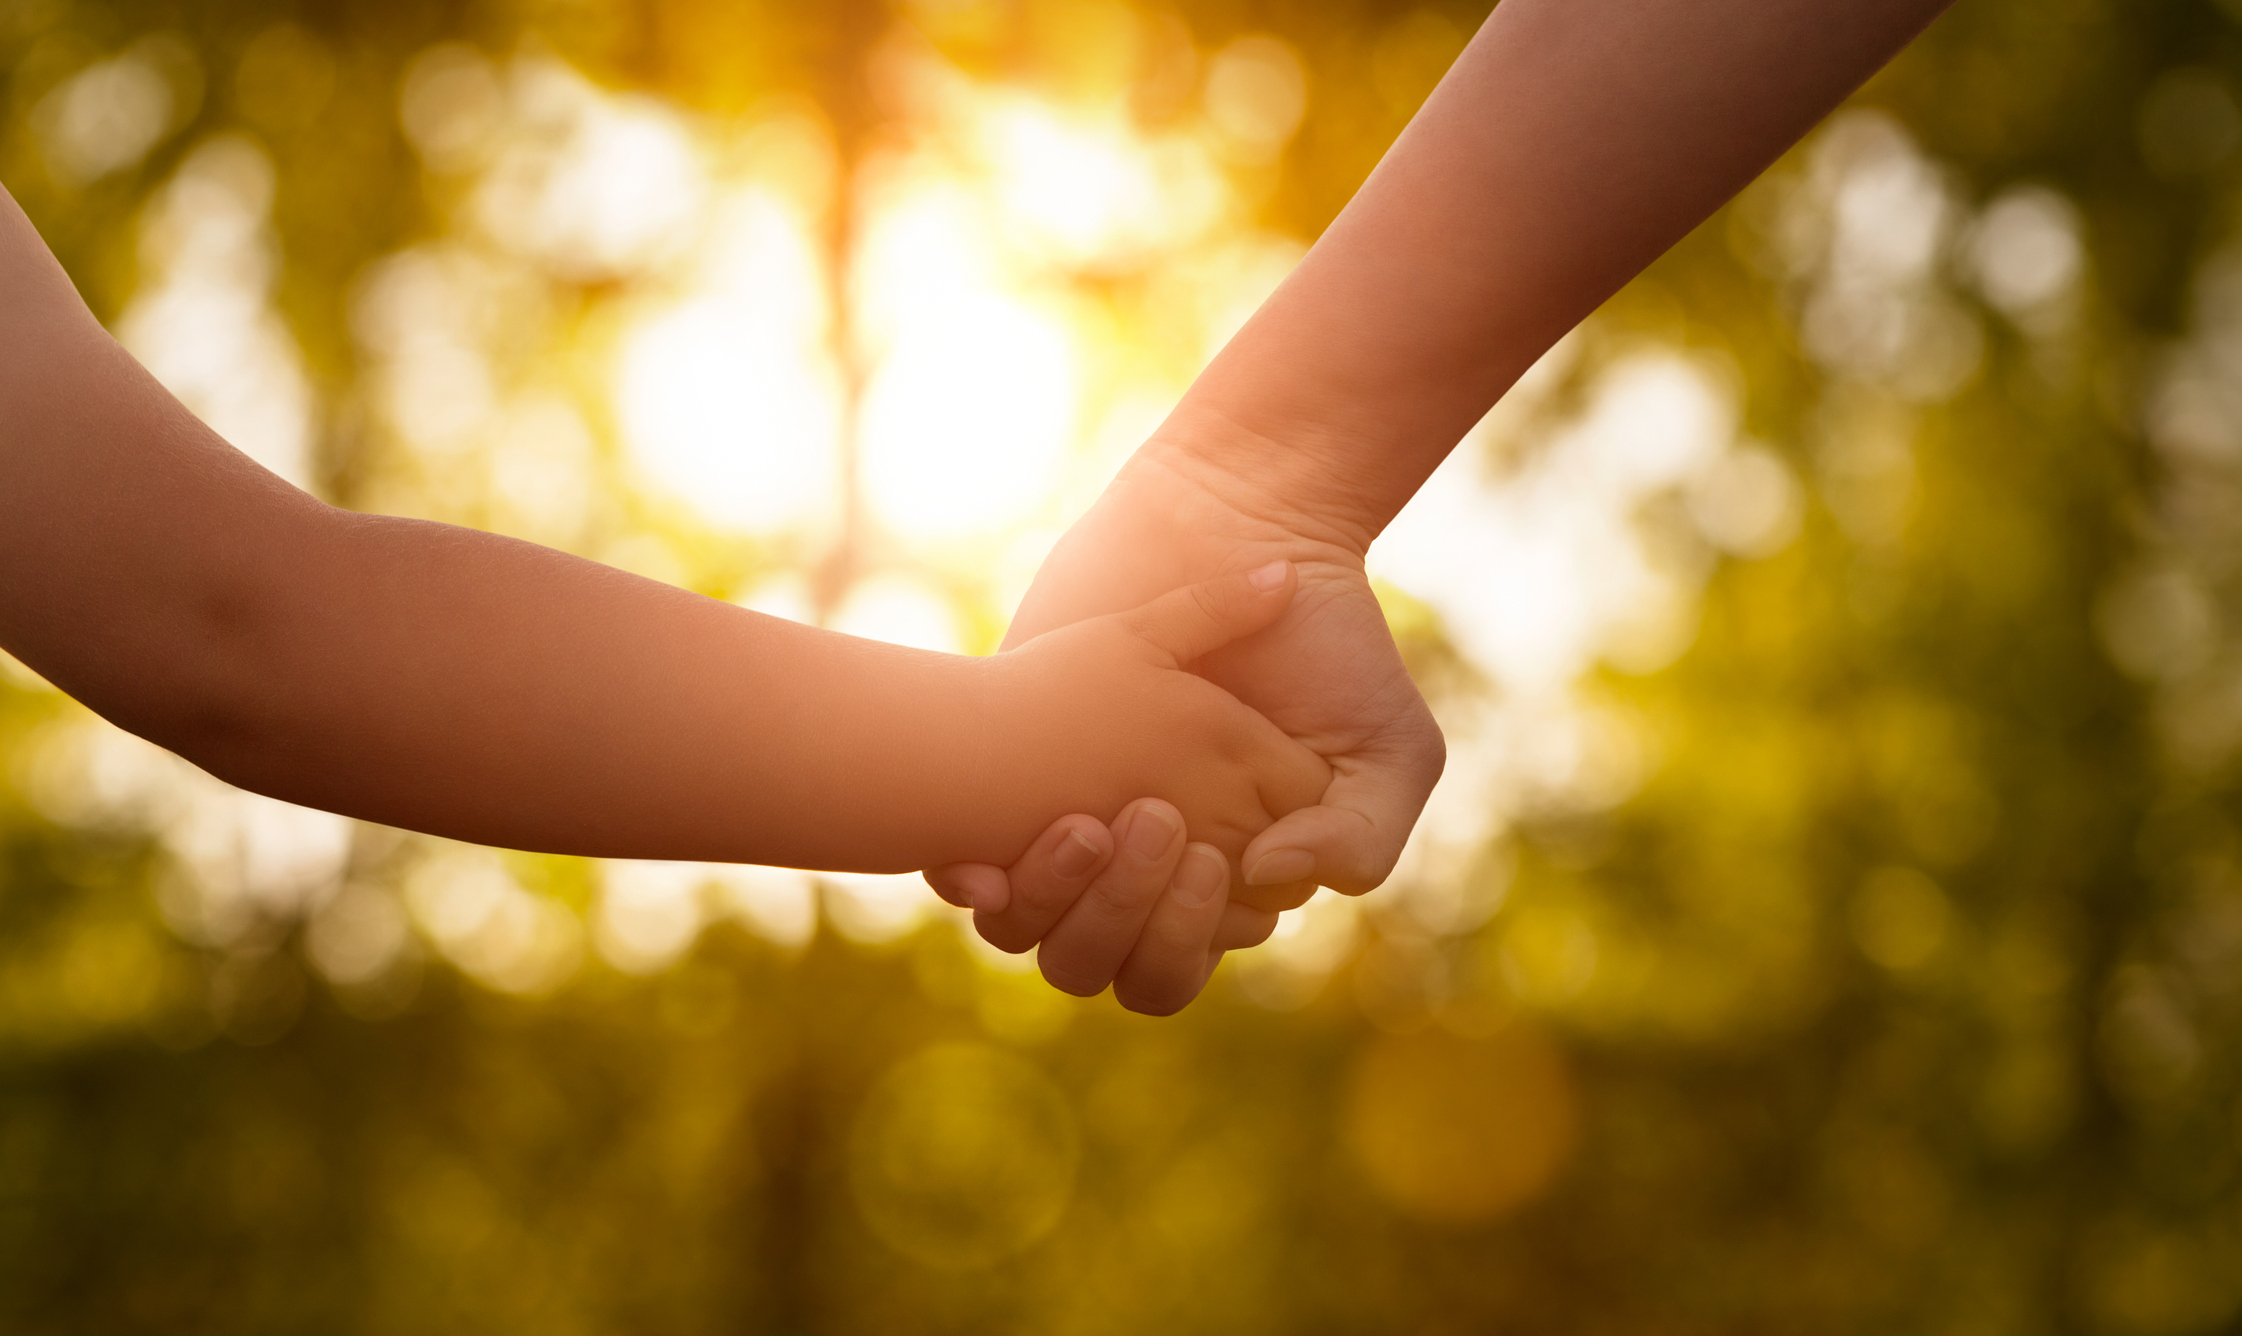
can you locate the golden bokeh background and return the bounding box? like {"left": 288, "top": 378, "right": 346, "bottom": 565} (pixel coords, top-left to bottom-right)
{"left": 5, "top": 0, "right": 2242, "bottom": 1329}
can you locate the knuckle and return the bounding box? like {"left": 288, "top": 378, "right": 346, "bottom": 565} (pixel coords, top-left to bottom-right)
{"left": 1187, "top": 581, "right": 1226, "bottom": 629}
{"left": 1014, "top": 867, "right": 1093, "bottom": 916}
{"left": 1357, "top": 834, "right": 1406, "bottom": 888}
{"left": 1421, "top": 729, "right": 1449, "bottom": 783}
{"left": 1085, "top": 870, "right": 1154, "bottom": 917}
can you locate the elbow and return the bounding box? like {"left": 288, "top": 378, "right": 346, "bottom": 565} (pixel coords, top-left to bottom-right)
{"left": 77, "top": 527, "right": 337, "bottom": 792}
{"left": 90, "top": 606, "right": 296, "bottom": 786}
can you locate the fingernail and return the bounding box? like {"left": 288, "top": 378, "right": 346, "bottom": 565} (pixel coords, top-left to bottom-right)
{"left": 1052, "top": 829, "right": 1102, "bottom": 879}
{"left": 968, "top": 880, "right": 1009, "bottom": 915}
{"left": 1125, "top": 805, "right": 1180, "bottom": 859}
{"left": 1172, "top": 846, "right": 1226, "bottom": 908}
{"left": 1247, "top": 560, "right": 1289, "bottom": 591}
{"left": 1245, "top": 848, "right": 1313, "bottom": 886}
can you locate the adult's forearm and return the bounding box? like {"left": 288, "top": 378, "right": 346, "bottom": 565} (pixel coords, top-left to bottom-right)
{"left": 1169, "top": 0, "right": 1954, "bottom": 549}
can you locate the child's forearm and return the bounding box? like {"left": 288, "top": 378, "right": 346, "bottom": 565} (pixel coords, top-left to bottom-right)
{"left": 0, "top": 188, "right": 1014, "bottom": 871}
{"left": 16, "top": 432, "right": 1011, "bottom": 870}
{"left": 189, "top": 514, "right": 1020, "bottom": 871}
{"left": 1164, "top": 0, "right": 1954, "bottom": 552}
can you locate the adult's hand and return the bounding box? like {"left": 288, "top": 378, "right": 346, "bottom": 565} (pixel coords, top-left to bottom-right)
{"left": 930, "top": 0, "right": 1953, "bottom": 995}
{"left": 925, "top": 801, "right": 1280, "bottom": 1015}
{"left": 942, "top": 415, "right": 1447, "bottom": 915}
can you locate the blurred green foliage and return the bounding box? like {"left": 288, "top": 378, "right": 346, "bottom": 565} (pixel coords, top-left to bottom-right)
{"left": 8, "top": 0, "right": 2242, "bottom": 1332}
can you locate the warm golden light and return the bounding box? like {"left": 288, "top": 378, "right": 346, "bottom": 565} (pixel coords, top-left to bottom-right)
{"left": 616, "top": 189, "right": 844, "bottom": 532}
{"left": 849, "top": 1043, "right": 1080, "bottom": 1267}
{"left": 1344, "top": 1025, "right": 1578, "bottom": 1224}
{"left": 0, "top": 2, "right": 2222, "bottom": 1329}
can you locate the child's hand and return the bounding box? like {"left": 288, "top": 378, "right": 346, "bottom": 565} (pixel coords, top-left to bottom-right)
{"left": 971, "top": 561, "right": 1331, "bottom": 872}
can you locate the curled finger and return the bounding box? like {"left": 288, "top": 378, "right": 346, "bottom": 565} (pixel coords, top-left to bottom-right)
{"left": 1113, "top": 843, "right": 1232, "bottom": 1016}
{"left": 1038, "top": 799, "right": 1185, "bottom": 996}
{"left": 965, "top": 815, "right": 1114, "bottom": 954}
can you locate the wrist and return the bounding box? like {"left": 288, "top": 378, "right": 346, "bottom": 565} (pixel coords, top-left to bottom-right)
{"left": 936, "top": 650, "right": 1088, "bottom": 865}
{"left": 1138, "top": 401, "right": 1388, "bottom": 562}
{"left": 952, "top": 650, "right": 1005, "bottom": 839}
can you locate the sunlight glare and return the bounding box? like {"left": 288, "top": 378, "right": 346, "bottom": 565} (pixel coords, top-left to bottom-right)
{"left": 476, "top": 59, "right": 706, "bottom": 280}
{"left": 824, "top": 873, "right": 938, "bottom": 944}
{"left": 736, "top": 575, "right": 817, "bottom": 625}
{"left": 1373, "top": 353, "right": 1736, "bottom": 696}
{"left": 851, "top": 172, "right": 1080, "bottom": 541}
{"left": 983, "top": 101, "right": 1163, "bottom": 264}
{"left": 617, "top": 190, "right": 844, "bottom": 531}
{"left": 831, "top": 577, "right": 966, "bottom": 655}
{"left": 860, "top": 291, "right": 1077, "bottom": 540}
{"left": 120, "top": 136, "right": 316, "bottom": 489}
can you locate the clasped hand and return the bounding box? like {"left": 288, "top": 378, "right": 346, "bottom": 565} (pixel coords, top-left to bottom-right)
{"left": 926, "top": 432, "right": 1445, "bottom": 1016}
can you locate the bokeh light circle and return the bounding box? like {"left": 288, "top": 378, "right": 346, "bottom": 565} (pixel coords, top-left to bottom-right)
{"left": 848, "top": 1042, "right": 1080, "bottom": 1268}
{"left": 1344, "top": 1025, "right": 1578, "bottom": 1224}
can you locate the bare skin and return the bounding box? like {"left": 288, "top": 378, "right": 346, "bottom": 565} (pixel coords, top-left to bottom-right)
{"left": 1, "top": 0, "right": 1960, "bottom": 1017}
{"left": 956, "top": 0, "right": 1959, "bottom": 1009}
{"left": 0, "top": 185, "right": 1326, "bottom": 877}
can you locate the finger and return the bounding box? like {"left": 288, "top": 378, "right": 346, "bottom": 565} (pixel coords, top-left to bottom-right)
{"left": 924, "top": 862, "right": 1005, "bottom": 912}
{"left": 1240, "top": 703, "right": 1446, "bottom": 896}
{"left": 1229, "top": 877, "right": 1317, "bottom": 915}
{"left": 1113, "top": 843, "right": 1231, "bottom": 1016}
{"left": 969, "top": 815, "right": 1115, "bottom": 954}
{"left": 1233, "top": 701, "right": 1334, "bottom": 833}
{"left": 1122, "top": 561, "right": 1296, "bottom": 667}
{"left": 1211, "top": 901, "right": 1278, "bottom": 951}
{"left": 1037, "top": 799, "right": 1185, "bottom": 996}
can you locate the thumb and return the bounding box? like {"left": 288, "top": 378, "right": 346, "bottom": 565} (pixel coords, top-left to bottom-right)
{"left": 1241, "top": 699, "right": 1446, "bottom": 896}
{"left": 1122, "top": 560, "right": 1297, "bottom": 666}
